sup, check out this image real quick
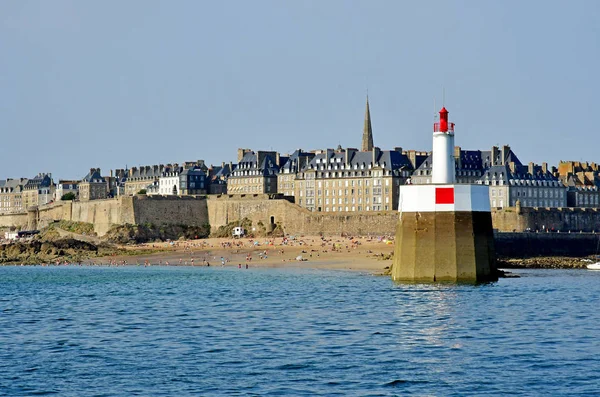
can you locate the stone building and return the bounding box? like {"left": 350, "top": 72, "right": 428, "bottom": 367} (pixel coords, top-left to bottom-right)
{"left": 293, "top": 147, "right": 414, "bottom": 212}
{"left": 22, "top": 173, "right": 54, "bottom": 208}
{"left": 55, "top": 180, "right": 79, "bottom": 201}
{"left": 207, "top": 163, "right": 235, "bottom": 194}
{"left": 0, "top": 178, "right": 27, "bottom": 213}
{"left": 79, "top": 168, "right": 107, "bottom": 201}
{"left": 277, "top": 149, "right": 315, "bottom": 197}
{"left": 557, "top": 161, "right": 600, "bottom": 207}
{"left": 480, "top": 161, "right": 565, "bottom": 208}
{"left": 124, "top": 165, "right": 166, "bottom": 196}
{"left": 411, "top": 145, "right": 520, "bottom": 185}
{"left": 158, "top": 165, "right": 207, "bottom": 195}
{"left": 227, "top": 149, "right": 281, "bottom": 194}
{"left": 409, "top": 144, "right": 563, "bottom": 208}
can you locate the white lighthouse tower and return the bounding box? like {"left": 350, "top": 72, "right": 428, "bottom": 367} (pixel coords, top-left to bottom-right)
{"left": 432, "top": 107, "right": 455, "bottom": 184}
{"left": 391, "top": 106, "right": 497, "bottom": 282}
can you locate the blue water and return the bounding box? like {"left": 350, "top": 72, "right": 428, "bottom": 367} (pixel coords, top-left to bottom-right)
{"left": 1, "top": 266, "right": 599, "bottom": 396}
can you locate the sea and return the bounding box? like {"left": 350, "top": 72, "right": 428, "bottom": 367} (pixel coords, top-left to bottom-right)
{"left": 1, "top": 265, "right": 599, "bottom": 396}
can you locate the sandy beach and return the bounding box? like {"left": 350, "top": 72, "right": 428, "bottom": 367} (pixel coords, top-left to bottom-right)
{"left": 92, "top": 235, "right": 395, "bottom": 274}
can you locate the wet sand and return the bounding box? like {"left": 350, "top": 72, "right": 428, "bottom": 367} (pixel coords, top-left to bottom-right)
{"left": 93, "top": 235, "right": 396, "bottom": 274}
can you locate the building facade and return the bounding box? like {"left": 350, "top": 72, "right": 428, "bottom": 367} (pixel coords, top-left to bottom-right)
{"left": 0, "top": 179, "right": 27, "bottom": 213}
{"left": 293, "top": 147, "right": 414, "bottom": 212}
{"left": 55, "top": 180, "right": 79, "bottom": 201}
{"left": 277, "top": 150, "right": 315, "bottom": 197}
{"left": 79, "top": 168, "right": 107, "bottom": 201}
{"left": 124, "top": 165, "right": 166, "bottom": 196}
{"left": 227, "top": 149, "right": 281, "bottom": 194}
{"left": 557, "top": 161, "right": 600, "bottom": 208}
{"left": 480, "top": 162, "right": 565, "bottom": 208}
{"left": 22, "top": 173, "right": 54, "bottom": 208}
{"left": 158, "top": 166, "right": 207, "bottom": 195}
{"left": 207, "top": 163, "right": 235, "bottom": 194}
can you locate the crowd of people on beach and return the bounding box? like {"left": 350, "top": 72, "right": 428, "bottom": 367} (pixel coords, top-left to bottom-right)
{"left": 13, "top": 234, "right": 394, "bottom": 268}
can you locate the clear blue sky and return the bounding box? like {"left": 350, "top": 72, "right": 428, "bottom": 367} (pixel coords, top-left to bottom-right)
{"left": 2, "top": 0, "right": 599, "bottom": 179}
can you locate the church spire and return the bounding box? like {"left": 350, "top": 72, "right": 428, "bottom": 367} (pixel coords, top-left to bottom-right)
{"left": 361, "top": 96, "right": 374, "bottom": 151}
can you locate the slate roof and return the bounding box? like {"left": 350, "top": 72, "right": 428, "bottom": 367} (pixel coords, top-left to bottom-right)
{"left": 301, "top": 148, "right": 413, "bottom": 176}
{"left": 81, "top": 169, "right": 105, "bottom": 183}
{"left": 413, "top": 147, "right": 523, "bottom": 175}
{"left": 235, "top": 152, "right": 280, "bottom": 176}
{"left": 0, "top": 179, "right": 27, "bottom": 192}
{"left": 24, "top": 174, "right": 52, "bottom": 190}
{"left": 279, "top": 150, "right": 315, "bottom": 173}
{"left": 481, "top": 164, "right": 560, "bottom": 186}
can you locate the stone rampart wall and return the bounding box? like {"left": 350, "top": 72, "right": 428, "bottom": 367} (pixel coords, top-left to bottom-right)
{"left": 71, "top": 199, "right": 125, "bottom": 236}
{"left": 492, "top": 207, "right": 600, "bottom": 232}
{"left": 0, "top": 212, "right": 28, "bottom": 230}
{"left": 3, "top": 195, "right": 600, "bottom": 238}
{"left": 132, "top": 195, "right": 209, "bottom": 227}
{"left": 206, "top": 195, "right": 398, "bottom": 236}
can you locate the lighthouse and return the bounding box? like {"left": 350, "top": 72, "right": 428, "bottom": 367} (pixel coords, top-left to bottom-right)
{"left": 391, "top": 107, "right": 497, "bottom": 282}
{"left": 432, "top": 107, "right": 455, "bottom": 184}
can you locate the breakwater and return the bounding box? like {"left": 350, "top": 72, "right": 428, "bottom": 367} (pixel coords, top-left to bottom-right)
{"left": 494, "top": 232, "right": 600, "bottom": 258}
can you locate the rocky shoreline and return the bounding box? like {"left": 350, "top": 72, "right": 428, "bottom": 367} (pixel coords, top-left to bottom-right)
{"left": 1, "top": 233, "right": 598, "bottom": 270}
{"left": 496, "top": 256, "right": 594, "bottom": 269}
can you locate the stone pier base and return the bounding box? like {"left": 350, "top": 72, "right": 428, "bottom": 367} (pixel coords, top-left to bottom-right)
{"left": 391, "top": 211, "right": 497, "bottom": 282}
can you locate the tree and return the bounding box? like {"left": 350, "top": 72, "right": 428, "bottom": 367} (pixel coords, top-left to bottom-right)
{"left": 137, "top": 189, "right": 147, "bottom": 195}
{"left": 61, "top": 192, "right": 76, "bottom": 201}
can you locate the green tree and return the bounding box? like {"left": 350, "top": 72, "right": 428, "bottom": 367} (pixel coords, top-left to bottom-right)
{"left": 137, "top": 189, "right": 147, "bottom": 195}
{"left": 61, "top": 192, "right": 76, "bottom": 201}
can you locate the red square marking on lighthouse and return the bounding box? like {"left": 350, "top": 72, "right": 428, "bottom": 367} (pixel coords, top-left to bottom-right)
{"left": 435, "top": 187, "right": 454, "bottom": 204}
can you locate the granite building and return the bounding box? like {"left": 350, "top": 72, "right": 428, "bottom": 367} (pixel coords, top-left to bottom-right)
{"left": 79, "top": 168, "right": 107, "bottom": 201}
{"left": 294, "top": 146, "right": 414, "bottom": 212}
{"left": 227, "top": 149, "right": 281, "bottom": 194}
{"left": 22, "top": 173, "right": 54, "bottom": 208}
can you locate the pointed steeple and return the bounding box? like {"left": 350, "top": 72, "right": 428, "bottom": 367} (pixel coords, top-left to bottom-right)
{"left": 362, "top": 96, "right": 374, "bottom": 152}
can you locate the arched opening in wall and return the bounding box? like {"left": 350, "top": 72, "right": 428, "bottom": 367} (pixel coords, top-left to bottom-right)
{"left": 173, "top": 185, "right": 178, "bottom": 195}
{"left": 270, "top": 216, "right": 275, "bottom": 225}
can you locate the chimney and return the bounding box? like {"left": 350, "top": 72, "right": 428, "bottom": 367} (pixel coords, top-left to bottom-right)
{"left": 238, "top": 148, "right": 250, "bottom": 162}
{"left": 408, "top": 150, "right": 417, "bottom": 169}
{"left": 275, "top": 152, "right": 280, "bottom": 166}
{"left": 491, "top": 146, "right": 499, "bottom": 166}
{"left": 372, "top": 147, "right": 381, "bottom": 166}
{"left": 394, "top": 147, "right": 403, "bottom": 153}
{"left": 542, "top": 162, "right": 548, "bottom": 174}
{"left": 345, "top": 148, "right": 357, "bottom": 165}
{"left": 454, "top": 146, "right": 462, "bottom": 169}
{"left": 528, "top": 162, "right": 535, "bottom": 175}
{"left": 509, "top": 161, "right": 516, "bottom": 174}
{"left": 501, "top": 145, "right": 511, "bottom": 165}
{"left": 110, "top": 169, "right": 113, "bottom": 178}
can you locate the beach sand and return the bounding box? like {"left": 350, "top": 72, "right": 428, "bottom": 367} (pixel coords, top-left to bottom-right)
{"left": 93, "top": 235, "right": 395, "bottom": 274}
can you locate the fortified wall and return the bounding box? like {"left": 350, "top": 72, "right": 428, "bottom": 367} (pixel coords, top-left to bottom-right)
{"left": 491, "top": 206, "right": 600, "bottom": 232}
{"left": 2, "top": 196, "right": 600, "bottom": 237}
{"left": 206, "top": 194, "right": 399, "bottom": 236}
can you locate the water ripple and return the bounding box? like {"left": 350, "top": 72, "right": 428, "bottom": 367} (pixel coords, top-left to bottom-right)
{"left": 1, "top": 266, "right": 600, "bottom": 396}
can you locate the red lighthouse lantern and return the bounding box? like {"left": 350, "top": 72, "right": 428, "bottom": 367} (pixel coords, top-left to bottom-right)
{"left": 439, "top": 107, "right": 449, "bottom": 132}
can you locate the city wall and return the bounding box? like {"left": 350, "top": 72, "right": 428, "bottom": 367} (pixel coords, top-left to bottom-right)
{"left": 2, "top": 196, "right": 600, "bottom": 245}
{"left": 205, "top": 194, "right": 399, "bottom": 236}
